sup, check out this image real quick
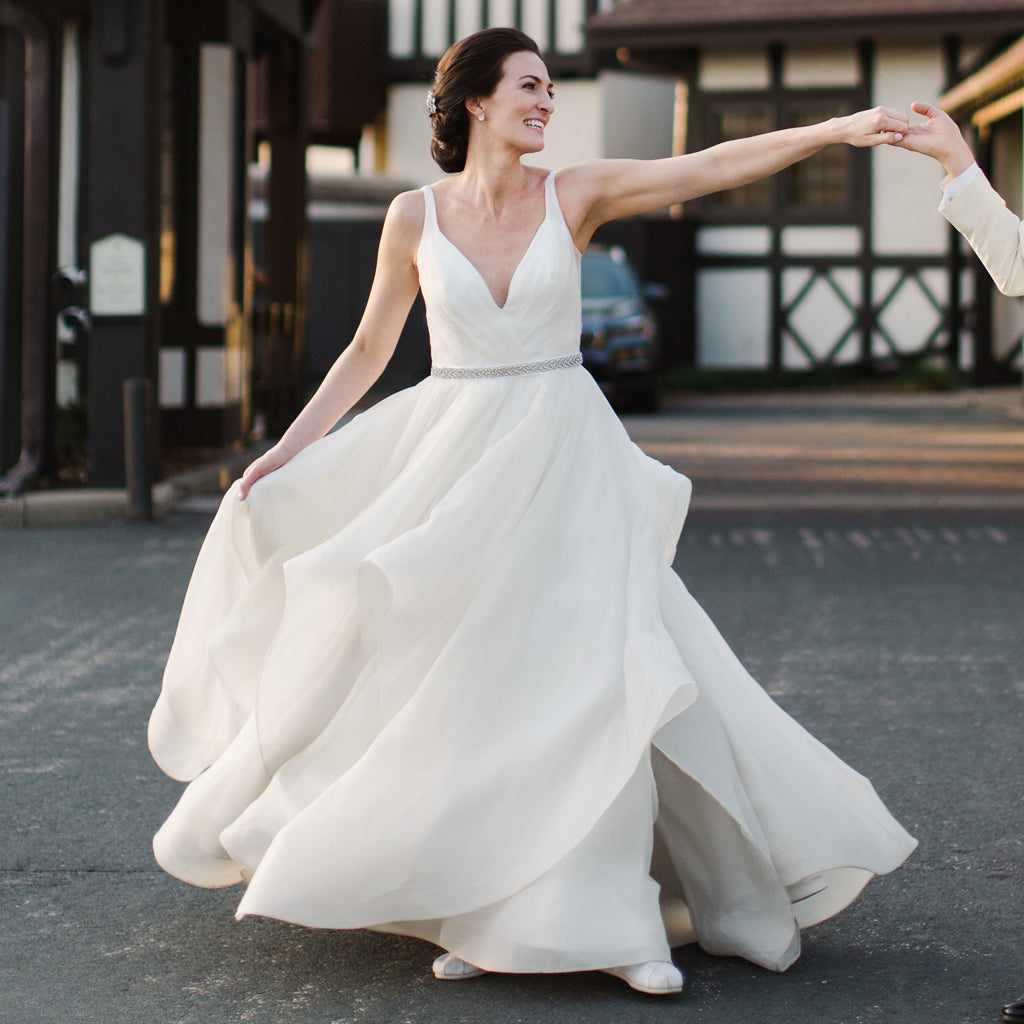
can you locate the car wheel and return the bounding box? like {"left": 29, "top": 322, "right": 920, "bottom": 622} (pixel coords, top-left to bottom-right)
{"left": 615, "top": 382, "right": 658, "bottom": 413}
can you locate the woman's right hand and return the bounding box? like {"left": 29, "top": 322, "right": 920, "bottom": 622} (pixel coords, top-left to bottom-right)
{"left": 235, "top": 191, "right": 422, "bottom": 501}
{"left": 238, "top": 444, "right": 295, "bottom": 501}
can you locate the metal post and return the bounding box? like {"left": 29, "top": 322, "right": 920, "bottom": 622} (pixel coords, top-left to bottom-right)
{"left": 123, "top": 378, "right": 152, "bottom": 520}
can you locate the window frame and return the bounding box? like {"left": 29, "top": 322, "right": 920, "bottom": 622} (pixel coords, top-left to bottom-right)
{"left": 694, "top": 85, "right": 869, "bottom": 226}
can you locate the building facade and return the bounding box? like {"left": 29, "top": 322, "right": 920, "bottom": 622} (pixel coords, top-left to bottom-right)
{"left": 358, "top": 0, "right": 1024, "bottom": 382}
{"left": 378, "top": 0, "right": 678, "bottom": 186}
{"left": 585, "top": 0, "right": 1024, "bottom": 381}
{"left": 5, "top": 1, "right": 1022, "bottom": 493}
{"left": 0, "top": 0, "right": 324, "bottom": 491}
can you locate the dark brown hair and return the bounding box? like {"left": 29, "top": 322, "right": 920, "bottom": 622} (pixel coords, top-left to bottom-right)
{"left": 427, "top": 28, "right": 541, "bottom": 173}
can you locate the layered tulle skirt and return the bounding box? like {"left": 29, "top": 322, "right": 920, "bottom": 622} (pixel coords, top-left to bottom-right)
{"left": 149, "top": 366, "right": 916, "bottom": 973}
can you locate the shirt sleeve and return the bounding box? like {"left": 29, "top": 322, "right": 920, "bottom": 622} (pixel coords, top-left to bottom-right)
{"left": 939, "top": 162, "right": 982, "bottom": 210}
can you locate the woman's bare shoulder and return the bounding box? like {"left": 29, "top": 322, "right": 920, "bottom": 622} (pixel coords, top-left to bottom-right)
{"left": 382, "top": 189, "right": 428, "bottom": 243}
{"left": 386, "top": 188, "right": 426, "bottom": 224}
{"left": 376, "top": 189, "right": 428, "bottom": 267}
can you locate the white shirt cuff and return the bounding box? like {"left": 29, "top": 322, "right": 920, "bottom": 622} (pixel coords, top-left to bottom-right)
{"left": 939, "top": 162, "right": 982, "bottom": 209}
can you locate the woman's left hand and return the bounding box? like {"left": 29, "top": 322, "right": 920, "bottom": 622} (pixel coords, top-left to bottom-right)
{"left": 836, "top": 106, "right": 910, "bottom": 147}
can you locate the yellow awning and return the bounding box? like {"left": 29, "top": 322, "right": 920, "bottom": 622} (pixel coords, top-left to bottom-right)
{"left": 940, "top": 35, "right": 1024, "bottom": 123}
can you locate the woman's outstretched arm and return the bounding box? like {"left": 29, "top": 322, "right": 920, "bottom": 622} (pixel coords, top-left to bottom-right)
{"left": 558, "top": 107, "right": 909, "bottom": 248}
{"left": 239, "top": 190, "right": 424, "bottom": 499}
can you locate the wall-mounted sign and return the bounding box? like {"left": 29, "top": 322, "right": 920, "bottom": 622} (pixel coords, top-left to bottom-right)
{"left": 90, "top": 234, "right": 145, "bottom": 316}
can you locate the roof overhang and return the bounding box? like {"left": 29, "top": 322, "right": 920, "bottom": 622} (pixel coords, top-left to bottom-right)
{"left": 940, "top": 35, "right": 1024, "bottom": 127}
{"left": 586, "top": 1, "right": 1024, "bottom": 52}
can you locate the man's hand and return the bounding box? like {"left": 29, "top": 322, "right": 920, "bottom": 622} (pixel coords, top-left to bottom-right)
{"left": 894, "top": 101, "right": 975, "bottom": 179}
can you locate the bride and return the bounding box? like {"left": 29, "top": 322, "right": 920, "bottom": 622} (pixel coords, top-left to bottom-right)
{"left": 148, "top": 27, "right": 916, "bottom": 997}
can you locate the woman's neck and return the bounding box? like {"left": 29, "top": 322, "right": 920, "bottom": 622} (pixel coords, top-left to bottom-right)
{"left": 457, "top": 146, "right": 536, "bottom": 215}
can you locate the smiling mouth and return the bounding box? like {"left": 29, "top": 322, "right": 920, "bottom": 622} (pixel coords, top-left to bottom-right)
{"left": 525, "top": 119, "right": 545, "bottom": 131}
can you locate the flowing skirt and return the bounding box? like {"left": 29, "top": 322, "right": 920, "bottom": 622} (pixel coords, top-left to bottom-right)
{"left": 149, "top": 368, "right": 916, "bottom": 974}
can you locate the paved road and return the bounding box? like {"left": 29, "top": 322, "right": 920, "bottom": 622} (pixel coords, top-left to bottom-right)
{"left": 2, "top": 397, "right": 1022, "bottom": 1024}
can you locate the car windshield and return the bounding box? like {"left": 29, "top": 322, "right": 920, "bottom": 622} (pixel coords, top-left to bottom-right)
{"left": 581, "top": 255, "right": 636, "bottom": 301}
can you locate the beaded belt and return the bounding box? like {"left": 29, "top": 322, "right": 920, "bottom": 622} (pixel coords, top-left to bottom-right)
{"left": 430, "top": 353, "right": 582, "bottom": 380}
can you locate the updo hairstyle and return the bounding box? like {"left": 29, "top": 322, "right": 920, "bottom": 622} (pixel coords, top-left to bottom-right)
{"left": 427, "top": 28, "right": 541, "bottom": 173}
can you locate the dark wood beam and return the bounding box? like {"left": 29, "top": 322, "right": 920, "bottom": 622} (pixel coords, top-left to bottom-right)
{"left": 0, "top": 1, "right": 55, "bottom": 493}
{"left": 247, "top": 0, "right": 320, "bottom": 39}
{"left": 83, "top": 0, "right": 164, "bottom": 485}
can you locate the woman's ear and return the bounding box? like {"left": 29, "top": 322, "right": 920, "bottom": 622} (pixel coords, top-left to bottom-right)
{"left": 466, "top": 97, "right": 485, "bottom": 122}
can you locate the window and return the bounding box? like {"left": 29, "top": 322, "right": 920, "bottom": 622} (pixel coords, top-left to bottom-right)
{"left": 783, "top": 103, "right": 852, "bottom": 210}
{"left": 704, "top": 104, "right": 774, "bottom": 211}
{"left": 699, "top": 96, "right": 858, "bottom": 221}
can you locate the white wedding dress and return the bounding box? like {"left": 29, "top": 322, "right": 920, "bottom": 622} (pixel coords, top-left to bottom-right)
{"left": 149, "top": 171, "right": 916, "bottom": 975}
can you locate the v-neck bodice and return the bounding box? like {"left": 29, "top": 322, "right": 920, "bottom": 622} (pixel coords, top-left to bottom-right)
{"left": 417, "top": 172, "right": 582, "bottom": 369}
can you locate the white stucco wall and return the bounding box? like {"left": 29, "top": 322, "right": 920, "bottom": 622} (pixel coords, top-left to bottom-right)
{"left": 554, "top": 0, "right": 586, "bottom": 53}
{"left": 385, "top": 79, "right": 605, "bottom": 184}
{"left": 523, "top": 79, "right": 603, "bottom": 169}
{"left": 698, "top": 47, "right": 770, "bottom": 91}
{"left": 782, "top": 267, "right": 862, "bottom": 367}
{"left": 387, "top": 0, "right": 589, "bottom": 60}
{"left": 388, "top": 0, "right": 416, "bottom": 58}
{"left": 384, "top": 83, "right": 441, "bottom": 186}
{"left": 697, "top": 269, "right": 772, "bottom": 368}
{"left": 872, "top": 43, "right": 948, "bottom": 255}
{"left": 783, "top": 43, "right": 860, "bottom": 88}
{"left": 598, "top": 70, "right": 676, "bottom": 161}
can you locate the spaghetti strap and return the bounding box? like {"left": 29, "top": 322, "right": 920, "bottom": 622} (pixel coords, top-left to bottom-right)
{"left": 418, "top": 185, "right": 438, "bottom": 267}
{"left": 543, "top": 170, "right": 574, "bottom": 242}
{"left": 420, "top": 183, "right": 437, "bottom": 226}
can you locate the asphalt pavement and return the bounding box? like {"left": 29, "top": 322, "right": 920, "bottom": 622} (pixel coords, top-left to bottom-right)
{"left": 1, "top": 387, "right": 1022, "bottom": 1024}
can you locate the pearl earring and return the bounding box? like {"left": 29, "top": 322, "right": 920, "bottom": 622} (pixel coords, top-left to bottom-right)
{"left": 478, "top": 113, "right": 485, "bottom": 122}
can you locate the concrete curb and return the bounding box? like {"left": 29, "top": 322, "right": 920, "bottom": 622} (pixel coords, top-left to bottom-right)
{"left": 689, "top": 491, "right": 1024, "bottom": 511}
{"left": 657, "top": 385, "right": 1024, "bottom": 419}
{"left": 0, "top": 442, "right": 271, "bottom": 528}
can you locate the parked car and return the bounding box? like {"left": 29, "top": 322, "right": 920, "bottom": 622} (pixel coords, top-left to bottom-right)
{"left": 580, "top": 245, "right": 665, "bottom": 412}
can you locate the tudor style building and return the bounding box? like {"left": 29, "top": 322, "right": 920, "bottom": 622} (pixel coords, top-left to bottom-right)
{"left": 0, "top": 0, "right": 333, "bottom": 491}
{"left": 378, "top": 0, "right": 677, "bottom": 186}
{"left": 5, "top": 1, "right": 1023, "bottom": 493}
{"left": 368, "top": 0, "right": 1024, "bottom": 382}
{"left": 583, "top": 0, "right": 1024, "bottom": 381}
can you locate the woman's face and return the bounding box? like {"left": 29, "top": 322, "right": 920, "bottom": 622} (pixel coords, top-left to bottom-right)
{"left": 478, "top": 50, "right": 554, "bottom": 153}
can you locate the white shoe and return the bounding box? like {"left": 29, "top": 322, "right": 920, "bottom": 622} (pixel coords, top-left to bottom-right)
{"left": 432, "top": 952, "right": 489, "bottom": 980}
{"left": 602, "top": 961, "right": 684, "bottom": 995}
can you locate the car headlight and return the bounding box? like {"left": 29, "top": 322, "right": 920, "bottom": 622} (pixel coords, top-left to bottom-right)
{"left": 606, "top": 315, "right": 654, "bottom": 343}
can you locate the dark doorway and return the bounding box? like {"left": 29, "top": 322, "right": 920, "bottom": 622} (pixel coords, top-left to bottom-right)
{"left": 0, "top": 22, "right": 26, "bottom": 473}
{"left": 0, "top": 2, "right": 53, "bottom": 494}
